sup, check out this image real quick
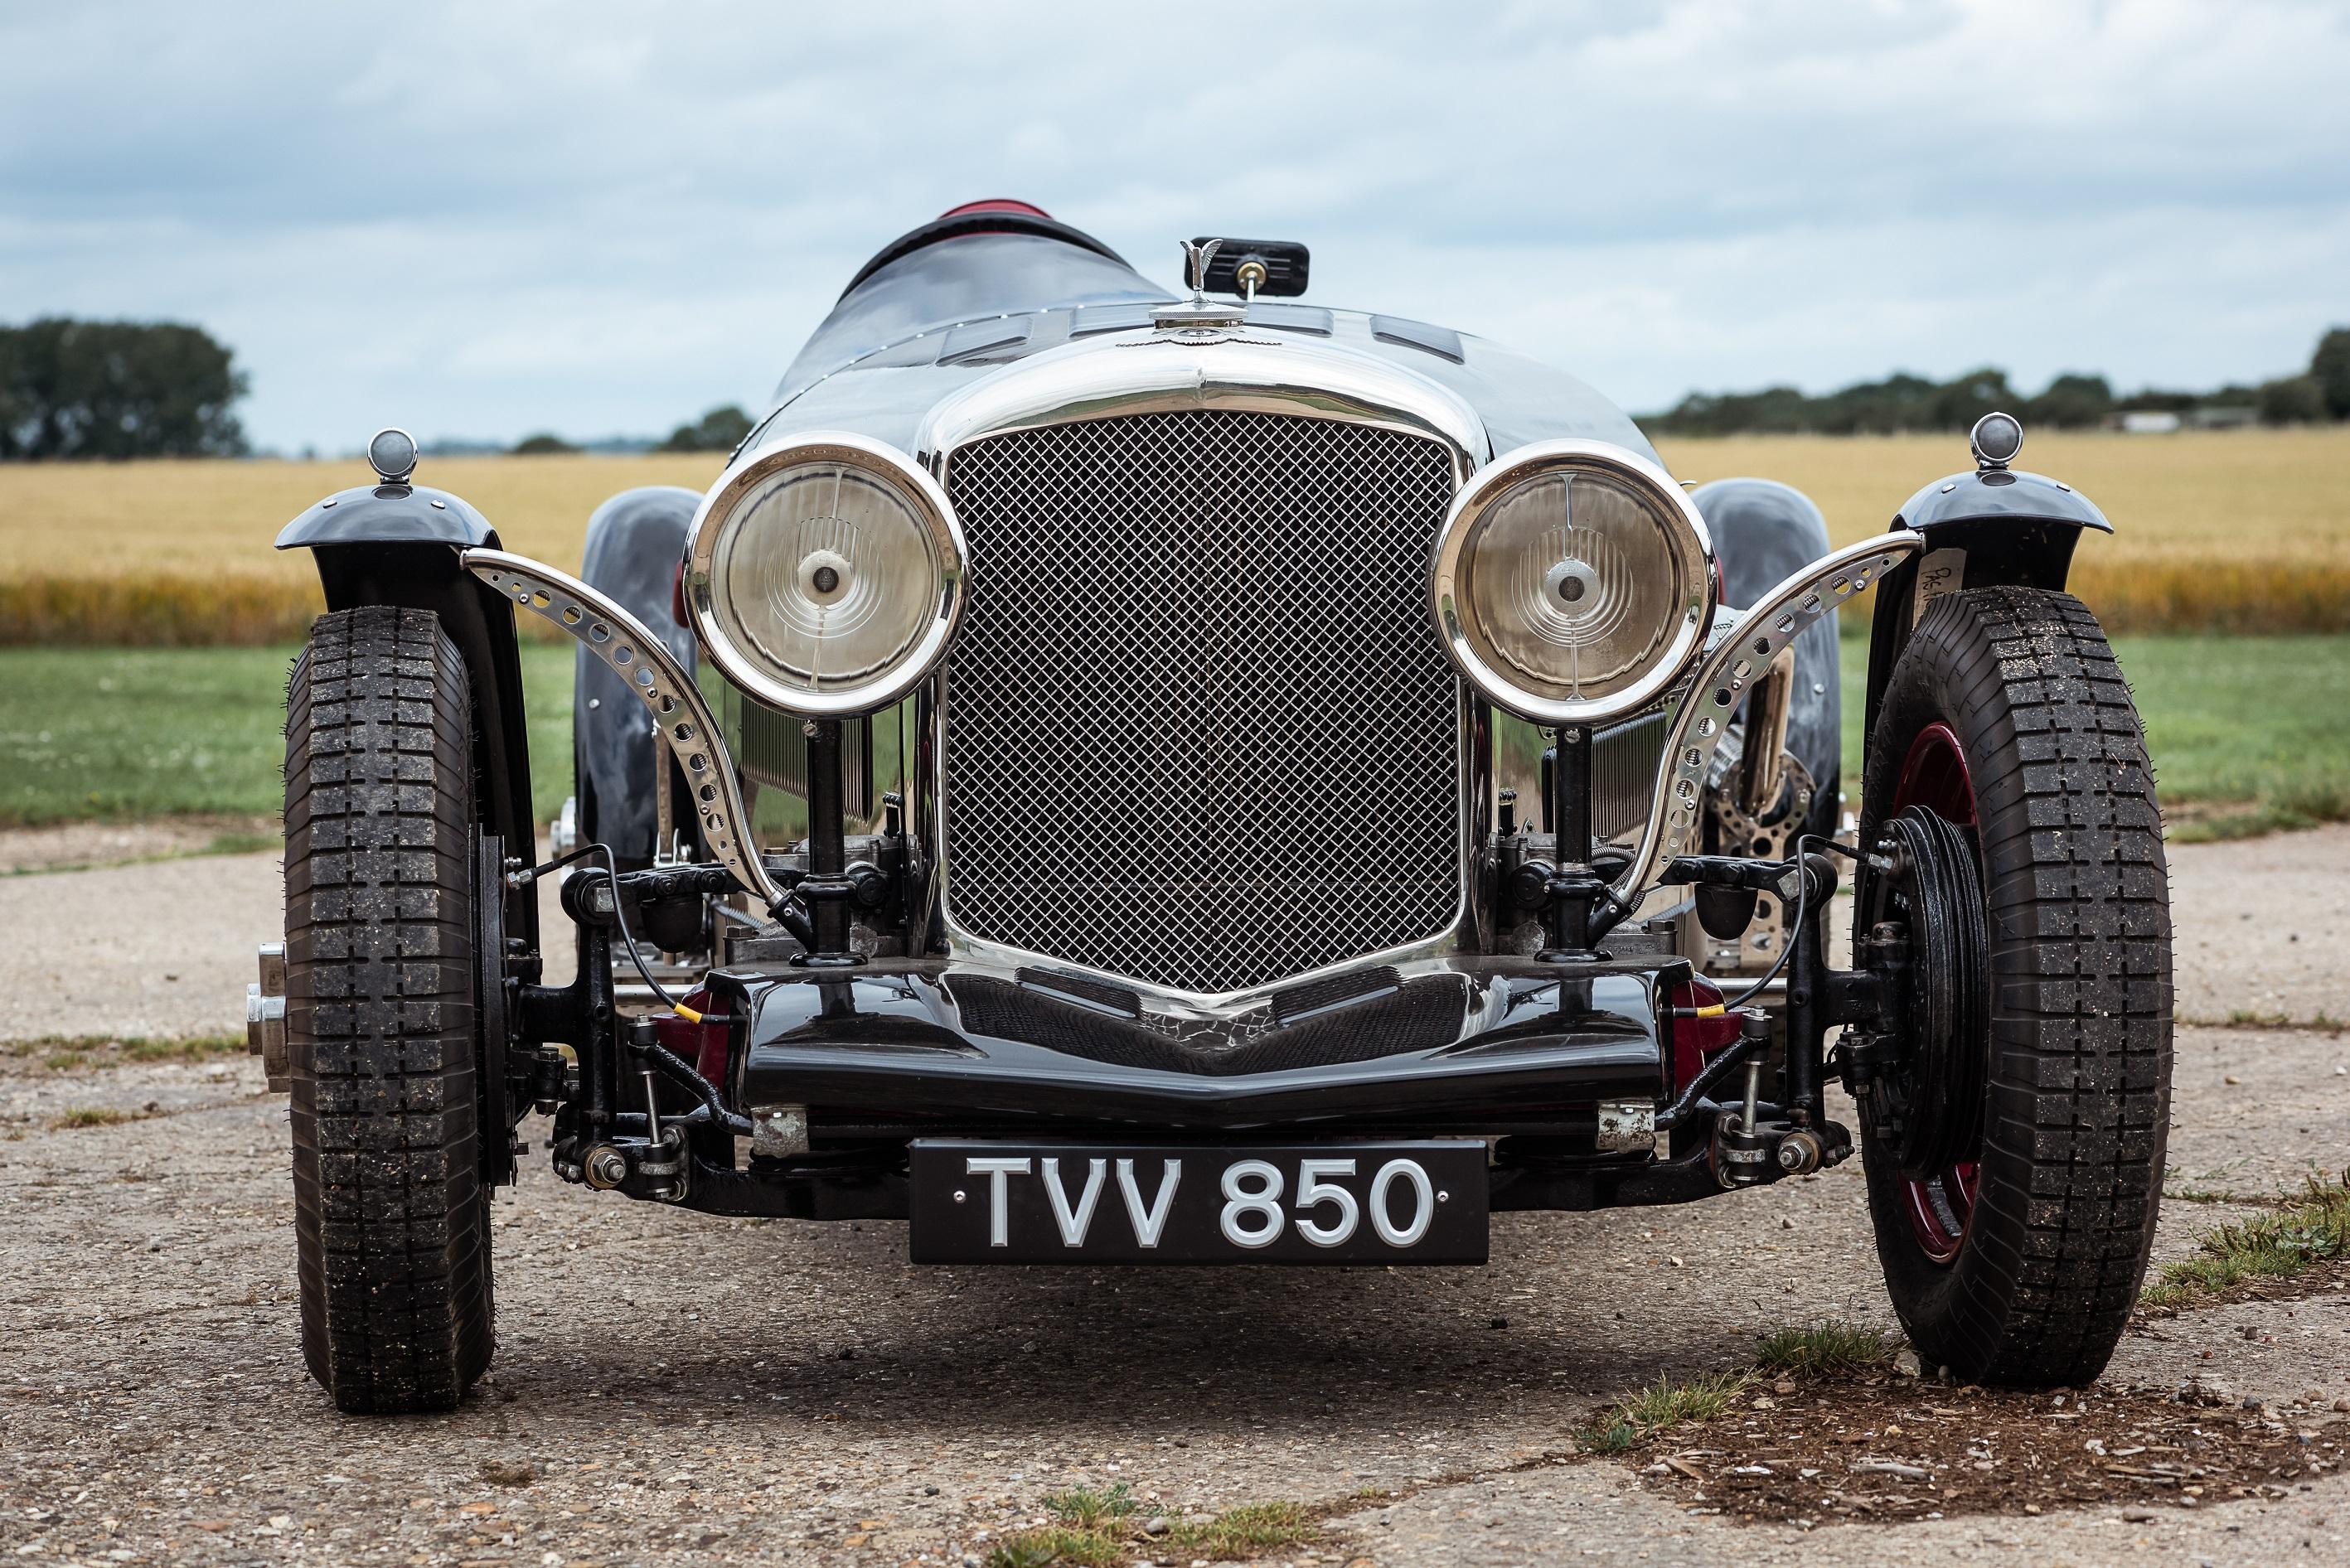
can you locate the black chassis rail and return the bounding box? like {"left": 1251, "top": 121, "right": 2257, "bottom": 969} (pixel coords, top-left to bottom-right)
{"left": 525, "top": 941, "right": 1844, "bottom": 1221}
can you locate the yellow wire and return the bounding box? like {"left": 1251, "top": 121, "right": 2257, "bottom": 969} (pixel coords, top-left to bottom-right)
{"left": 671, "top": 1004, "right": 704, "bottom": 1024}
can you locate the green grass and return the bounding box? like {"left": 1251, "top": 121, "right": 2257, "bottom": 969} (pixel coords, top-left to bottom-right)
{"left": 7, "top": 1032, "right": 243, "bottom": 1066}
{"left": 2143, "top": 1173, "right": 2350, "bottom": 1309}
{"left": 0, "top": 643, "right": 574, "bottom": 828}
{"left": 1753, "top": 1319, "right": 1898, "bottom": 1377}
{"left": 981, "top": 1486, "right": 1319, "bottom": 1568}
{"left": 1581, "top": 1368, "right": 1753, "bottom": 1454}
{"left": 1838, "top": 629, "right": 2350, "bottom": 838}
{"left": 0, "top": 632, "right": 2338, "bottom": 841}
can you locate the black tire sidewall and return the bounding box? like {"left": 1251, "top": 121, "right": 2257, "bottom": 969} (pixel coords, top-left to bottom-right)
{"left": 1855, "top": 587, "right": 2168, "bottom": 1382}
{"left": 1856, "top": 646, "right": 1999, "bottom": 1364}
{"left": 286, "top": 605, "right": 497, "bottom": 1410}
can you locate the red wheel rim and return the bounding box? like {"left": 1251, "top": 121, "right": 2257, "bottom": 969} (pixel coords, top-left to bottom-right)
{"left": 1890, "top": 722, "right": 1980, "bottom": 1266}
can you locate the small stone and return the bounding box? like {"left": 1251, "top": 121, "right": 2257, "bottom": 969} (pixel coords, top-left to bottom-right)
{"left": 1489, "top": 1315, "right": 1509, "bottom": 1330}
{"left": 1893, "top": 1348, "right": 1923, "bottom": 1378}
{"left": 2242, "top": 1396, "right": 2264, "bottom": 1411}
{"left": 1143, "top": 1515, "right": 1170, "bottom": 1537}
{"left": 923, "top": 1485, "right": 939, "bottom": 1497}
{"left": 2123, "top": 1508, "right": 2156, "bottom": 1523}
{"left": 1773, "top": 1380, "right": 1796, "bottom": 1396}
{"left": 2332, "top": 1397, "right": 2350, "bottom": 1413}
{"left": 1780, "top": 1217, "right": 1795, "bottom": 1230}
{"left": 2225, "top": 1075, "right": 2241, "bottom": 1086}
{"left": 2301, "top": 1387, "right": 2327, "bottom": 1406}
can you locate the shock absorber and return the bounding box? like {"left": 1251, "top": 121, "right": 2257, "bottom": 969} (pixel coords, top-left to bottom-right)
{"left": 1710, "top": 1012, "right": 1778, "bottom": 1188}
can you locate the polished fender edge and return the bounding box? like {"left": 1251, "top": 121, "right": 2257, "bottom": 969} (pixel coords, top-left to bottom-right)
{"left": 460, "top": 547, "right": 784, "bottom": 910}
{"left": 1615, "top": 530, "right": 1925, "bottom": 903}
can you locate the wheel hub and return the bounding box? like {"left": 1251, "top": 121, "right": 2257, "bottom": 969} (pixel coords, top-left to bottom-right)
{"left": 1858, "top": 805, "right": 1989, "bottom": 1183}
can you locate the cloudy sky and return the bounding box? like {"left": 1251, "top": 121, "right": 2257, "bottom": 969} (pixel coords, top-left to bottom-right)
{"left": 3, "top": 0, "right": 2343, "bottom": 452}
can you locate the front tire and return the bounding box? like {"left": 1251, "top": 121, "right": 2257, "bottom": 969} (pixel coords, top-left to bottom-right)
{"left": 1857, "top": 586, "right": 2171, "bottom": 1387}
{"left": 284, "top": 606, "right": 496, "bottom": 1413}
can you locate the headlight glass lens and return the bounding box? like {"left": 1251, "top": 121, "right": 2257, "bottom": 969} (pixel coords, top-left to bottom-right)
{"left": 692, "top": 438, "right": 964, "bottom": 715}
{"left": 1435, "top": 443, "right": 1712, "bottom": 722}
{"left": 1461, "top": 471, "right": 1689, "bottom": 701}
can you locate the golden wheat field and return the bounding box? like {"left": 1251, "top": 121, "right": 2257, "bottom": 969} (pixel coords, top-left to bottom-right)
{"left": 0, "top": 429, "right": 2344, "bottom": 642}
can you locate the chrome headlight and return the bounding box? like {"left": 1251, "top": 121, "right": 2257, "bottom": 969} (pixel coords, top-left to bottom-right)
{"left": 1430, "top": 439, "right": 1715, "bottom": 724}
{"left": 685, "top": 432, "right": 967, "bottom": 717}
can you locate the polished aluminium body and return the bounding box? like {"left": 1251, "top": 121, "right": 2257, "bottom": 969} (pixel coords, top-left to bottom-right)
{"left": 689, "top": 316, "right": 1897, "bottom": 996}
{"left": 265, "top": 206, "right": 2163, "bottom": 1416}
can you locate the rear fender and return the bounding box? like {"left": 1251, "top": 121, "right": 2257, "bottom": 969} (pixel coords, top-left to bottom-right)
{"left": 1690, "top": 477, "right": 1841, "bottom": 803}
{"left": 573, "top": 486, "right": 702, "bottom": 866}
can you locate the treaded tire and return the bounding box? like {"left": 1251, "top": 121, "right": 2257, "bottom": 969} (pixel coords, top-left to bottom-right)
{"left": 285, "top": 605, "right": 495, "bottom": 1413}
{"left": 1858, "top": 586, "right": 2171, "bottom": 1387}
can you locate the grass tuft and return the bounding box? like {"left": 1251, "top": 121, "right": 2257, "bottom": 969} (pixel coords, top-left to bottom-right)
{"left": 119, "top": 1033, "right": 244, "bottom": 1063}
{"left": 1040, "top": 1483, "right": 1135, "bottom": 1531}
{"left": 1753, "top": 1319, "right": 1898, "bottom": 1377}
{"left": 7, "top": 1033, "right": 245, "bottom": 1070}
{"left": 984, "top": 1532, "right": 1118, "bottom": 1568}
{"left": 982, "top": 1488, "right": 1319, "bottom": 1568}
{"left": 1167, "top": 1501, "right": 1319, "bottom": 1556}
{"left": 50, "top": 1106, "right": 137, "bottom": 1130}
{"left": 1582, "top": 1369, "right": 1752, "bottom": 1453}
{"left": 2143, "top": 1172, "right": 2350, "bottom": 1309}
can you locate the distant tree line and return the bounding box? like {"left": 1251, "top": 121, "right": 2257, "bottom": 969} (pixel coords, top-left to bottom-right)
{"left": 0, "top": 318, "right": 248, "bottom": 459}
{"left": 1649, "top": 327, "right": 2350, "bottom": 437}
{"left": 656, "top": 404, "right": 753, "bottom": 452}
{"left": 506, "top": 405, "right": 751, "bottom": 456}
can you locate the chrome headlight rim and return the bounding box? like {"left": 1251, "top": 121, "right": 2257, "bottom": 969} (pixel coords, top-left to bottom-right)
{"left": 685, "top": 430, "right": 967, "bottom": 719}
{"left": 1431, "top": 438, "right": 1716, "bottom": 726}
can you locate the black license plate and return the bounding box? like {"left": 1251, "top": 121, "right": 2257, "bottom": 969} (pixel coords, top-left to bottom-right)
{"left": 908, "top": 1140, "right": 1489, "bottom": 1264}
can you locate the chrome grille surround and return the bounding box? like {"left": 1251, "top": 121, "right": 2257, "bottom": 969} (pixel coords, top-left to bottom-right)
{"left": 936, "top": 405, "right": 1467, "bottom": 998}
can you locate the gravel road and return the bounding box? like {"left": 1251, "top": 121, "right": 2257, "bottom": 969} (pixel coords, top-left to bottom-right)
{"left": 2, "top": 827, "right": 2346, "bottom": 1566}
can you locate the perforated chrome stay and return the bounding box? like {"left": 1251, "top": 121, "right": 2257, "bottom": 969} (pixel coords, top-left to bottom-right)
{"left": 461, "top": 548, "right": 784, "bottom": 911}
{"left": 1614, "top": 532, "right": 1923, "bottom": 903}
{"left": 939, "top": 409, "right": 1462, "bottom": 995}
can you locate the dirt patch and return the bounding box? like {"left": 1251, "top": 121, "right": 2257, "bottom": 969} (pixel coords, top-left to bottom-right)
{"left": 0, "top": 814, "right": 278, "bottom": 875}
{"left": 2143, "top": 1257, "right": 2350, "bottom": 1314}
{"left": 1611, "top": 1372, "right": 2346, "bottom": 1526}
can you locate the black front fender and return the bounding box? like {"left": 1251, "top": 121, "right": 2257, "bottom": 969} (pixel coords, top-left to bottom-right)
{"left": 278, "top": 482, "right": 535, "bottom": 939}
{"left": 1865, "top": 463, "right": 2115, "bottom": 783}
{"left": 276, "top": 479, "right": 497, "bottom": 552}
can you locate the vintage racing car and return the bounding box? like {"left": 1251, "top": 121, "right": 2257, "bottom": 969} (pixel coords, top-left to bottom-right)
{"left": 254, "top": 201, "right": 2172, "bottom": 1411}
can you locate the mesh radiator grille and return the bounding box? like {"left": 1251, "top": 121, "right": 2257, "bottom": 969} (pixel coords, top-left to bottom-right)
{"left": 940, "top": 409, "right": 1461, "bottom": 994}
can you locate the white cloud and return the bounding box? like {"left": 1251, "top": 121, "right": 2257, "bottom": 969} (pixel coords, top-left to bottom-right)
{"left": 1, "top": 0, "right": 2343, "bottom": 448}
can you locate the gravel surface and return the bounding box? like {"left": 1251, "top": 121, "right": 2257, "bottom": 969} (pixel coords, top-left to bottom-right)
{"left": 2, "top": 825, "right": 2345, "bottom": 1566}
